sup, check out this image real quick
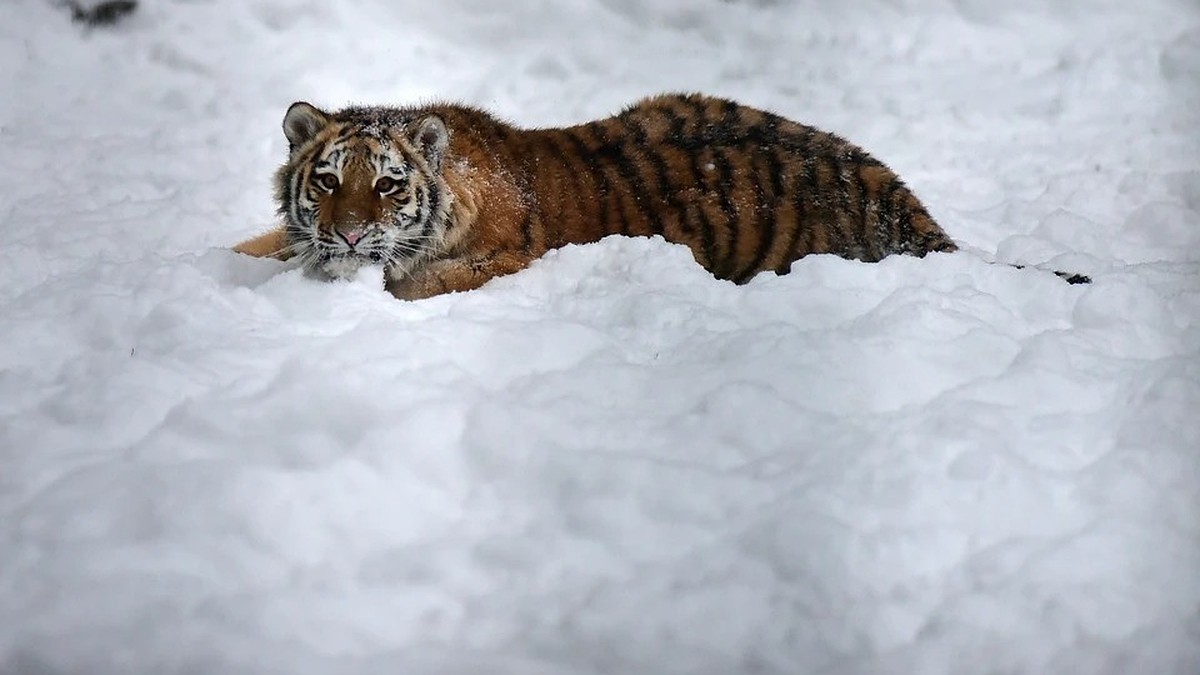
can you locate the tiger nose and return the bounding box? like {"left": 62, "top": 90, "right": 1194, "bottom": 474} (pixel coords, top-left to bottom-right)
{"left": 338, "top": 227, "right": 365, "bottom": 246}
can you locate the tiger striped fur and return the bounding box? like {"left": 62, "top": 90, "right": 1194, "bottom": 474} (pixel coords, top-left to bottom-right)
{"left": 232, "top": 93, "right": 1085, "bottom": 299}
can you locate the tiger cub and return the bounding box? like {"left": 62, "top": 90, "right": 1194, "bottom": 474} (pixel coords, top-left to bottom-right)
{"left": 233, "top": 93, "right": 1069, "bottom": 300}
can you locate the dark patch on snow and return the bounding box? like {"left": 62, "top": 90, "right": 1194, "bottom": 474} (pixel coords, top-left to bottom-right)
{"left": 64, "top": 0, "right": 138, "bottom": 27}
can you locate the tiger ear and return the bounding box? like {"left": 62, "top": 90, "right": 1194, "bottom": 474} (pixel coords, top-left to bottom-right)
{"left": 411, "top": 115, "right": 449, "bottom": 171}
{"left": 282, "top": 101, "right": 330, "bottom": 150}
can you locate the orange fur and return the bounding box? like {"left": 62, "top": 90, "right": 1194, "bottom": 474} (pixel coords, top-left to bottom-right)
{"left": 231, "top": 229, "right": 293, "bottom": 260}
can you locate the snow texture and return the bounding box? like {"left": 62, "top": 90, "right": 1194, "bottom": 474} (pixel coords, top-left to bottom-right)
{"left": 1, "top": 0, "right": 1199, "bottom": 673}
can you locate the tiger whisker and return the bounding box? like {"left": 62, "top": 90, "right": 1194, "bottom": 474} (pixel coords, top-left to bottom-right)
{"left": 261, "top": 241, "right": 305, "bottom": 259}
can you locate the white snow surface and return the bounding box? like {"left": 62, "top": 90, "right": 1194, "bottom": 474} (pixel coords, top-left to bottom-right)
{"left": 2, "top": 0, "right": 1199, "bottom": 673}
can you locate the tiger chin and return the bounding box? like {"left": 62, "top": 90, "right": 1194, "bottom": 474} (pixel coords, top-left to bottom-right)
{"left": 233, "top": 93, "right": 1089, "bottom": 300}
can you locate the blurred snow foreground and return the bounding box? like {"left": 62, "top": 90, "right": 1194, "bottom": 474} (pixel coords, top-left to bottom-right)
{"left": 1, "top": 0, "right": 1198, "bottom": 673}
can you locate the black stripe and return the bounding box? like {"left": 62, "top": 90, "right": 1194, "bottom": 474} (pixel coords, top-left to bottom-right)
{"left": 881, "top": 178, "right": 912, "bottom": 255}
{"left": 779, "top": 156, "right": 813, "bottom": 274}
{"left": 286, "top": 163, "right": 310, "bottom": 236}
{"left": 807, "top": 155, "right": 830, "bottom": 258}
{"left": 856, "top": 163, "right": 879, "bottom": 255}
{"left": 425, "top": 179, "right": 442, "bottom": 228}
{"left": 661, "top": 102, "right": 690, "bottom": 147}
{"left": 420, "top": 181, "right": 444, "bottom": 243}
{"left": 592, "top": 121, "right": 654, "bottom": 235}
{"left": 680, "top": 94, "right": 716, "bottom": 149}
{"left": 814, "top": 156, "right": 847, "bottom": 257}
{"left": 276, "top": 167, "right": 295, "bottom": 221}
{"left": 562, "top": 130, "right": 618, "bottom": 238}
{"left": 743, "top": 113, "right": 782, "bottom": 148}
{"left": 537, "top": 132, "right": 586, "bottom": 246}
{"left": 894, "top": 204, "right": 915, "bottom": 256}
{"left": 847, "top": 152, "right": 884, "bottom": 260}
{"left": 710, "top": 147, "right": 739, "bottom": 280}
{"left": 654, "top": 106, "right": 697, "bottom": 239}
{"left": 714, "top": 97, "right": 742, "bottom": 145}
{"left": 613, "top": 115, "right": 670, "bottom": 236}
{"left": 584, "top": 123, "right": 633, "bottom": 236}
{"left": 835, "top": 162, "right": 868, "bottom": 260}
{"left": 737, "top": 148, "right": 781, "bottom": 283}
{"left": 714, "top": 101, "right": 746, "bottom": 280}
{"left": 519, "top": 210, "right": 536, "bottom": 252}
{"left": 681, "top": 96, "right": 726, "bottom": 271}
{"left": 419, "top": 184, "right": 437, "bottom": 241}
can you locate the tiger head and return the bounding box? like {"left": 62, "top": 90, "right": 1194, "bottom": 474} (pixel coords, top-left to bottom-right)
{"left": 274, "top": 102, "right": 454, "bottom": 280}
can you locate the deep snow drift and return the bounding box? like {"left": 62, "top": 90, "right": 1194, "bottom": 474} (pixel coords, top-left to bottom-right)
{"left": 1, "top": 0, "right": 1198, "bottom": 674}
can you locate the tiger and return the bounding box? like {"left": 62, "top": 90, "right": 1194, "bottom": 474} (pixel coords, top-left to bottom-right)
{"left": 232, "top": 93, "right": 1089, "bottom": 300}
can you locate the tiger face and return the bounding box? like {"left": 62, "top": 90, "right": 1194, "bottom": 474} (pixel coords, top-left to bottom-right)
{"left": 275, "top": 102, "right": 453, "bottom": 280}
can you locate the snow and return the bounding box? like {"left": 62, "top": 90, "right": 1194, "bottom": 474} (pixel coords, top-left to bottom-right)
{"left": 1, "top": 0, "right": 1198, "bottom": 673}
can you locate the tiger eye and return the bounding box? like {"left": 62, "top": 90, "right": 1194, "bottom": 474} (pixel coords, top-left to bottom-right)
{"left": 374, "top": 177, "right": 395, "bottom": 194}
{"left": 315, "top": 173, "right": 339, "bottom": 191}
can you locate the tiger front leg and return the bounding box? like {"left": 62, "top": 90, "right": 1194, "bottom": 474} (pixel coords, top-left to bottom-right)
{"left": 232, "top": 227, "right": 294, "bottom": 261}
{"left": 385, "top": 252, "right": 537, "bottom": 300}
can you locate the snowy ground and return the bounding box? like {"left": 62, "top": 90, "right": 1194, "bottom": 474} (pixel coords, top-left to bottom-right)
{"left": 2, "top": 0, "right": 1199, "bottom": 673}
